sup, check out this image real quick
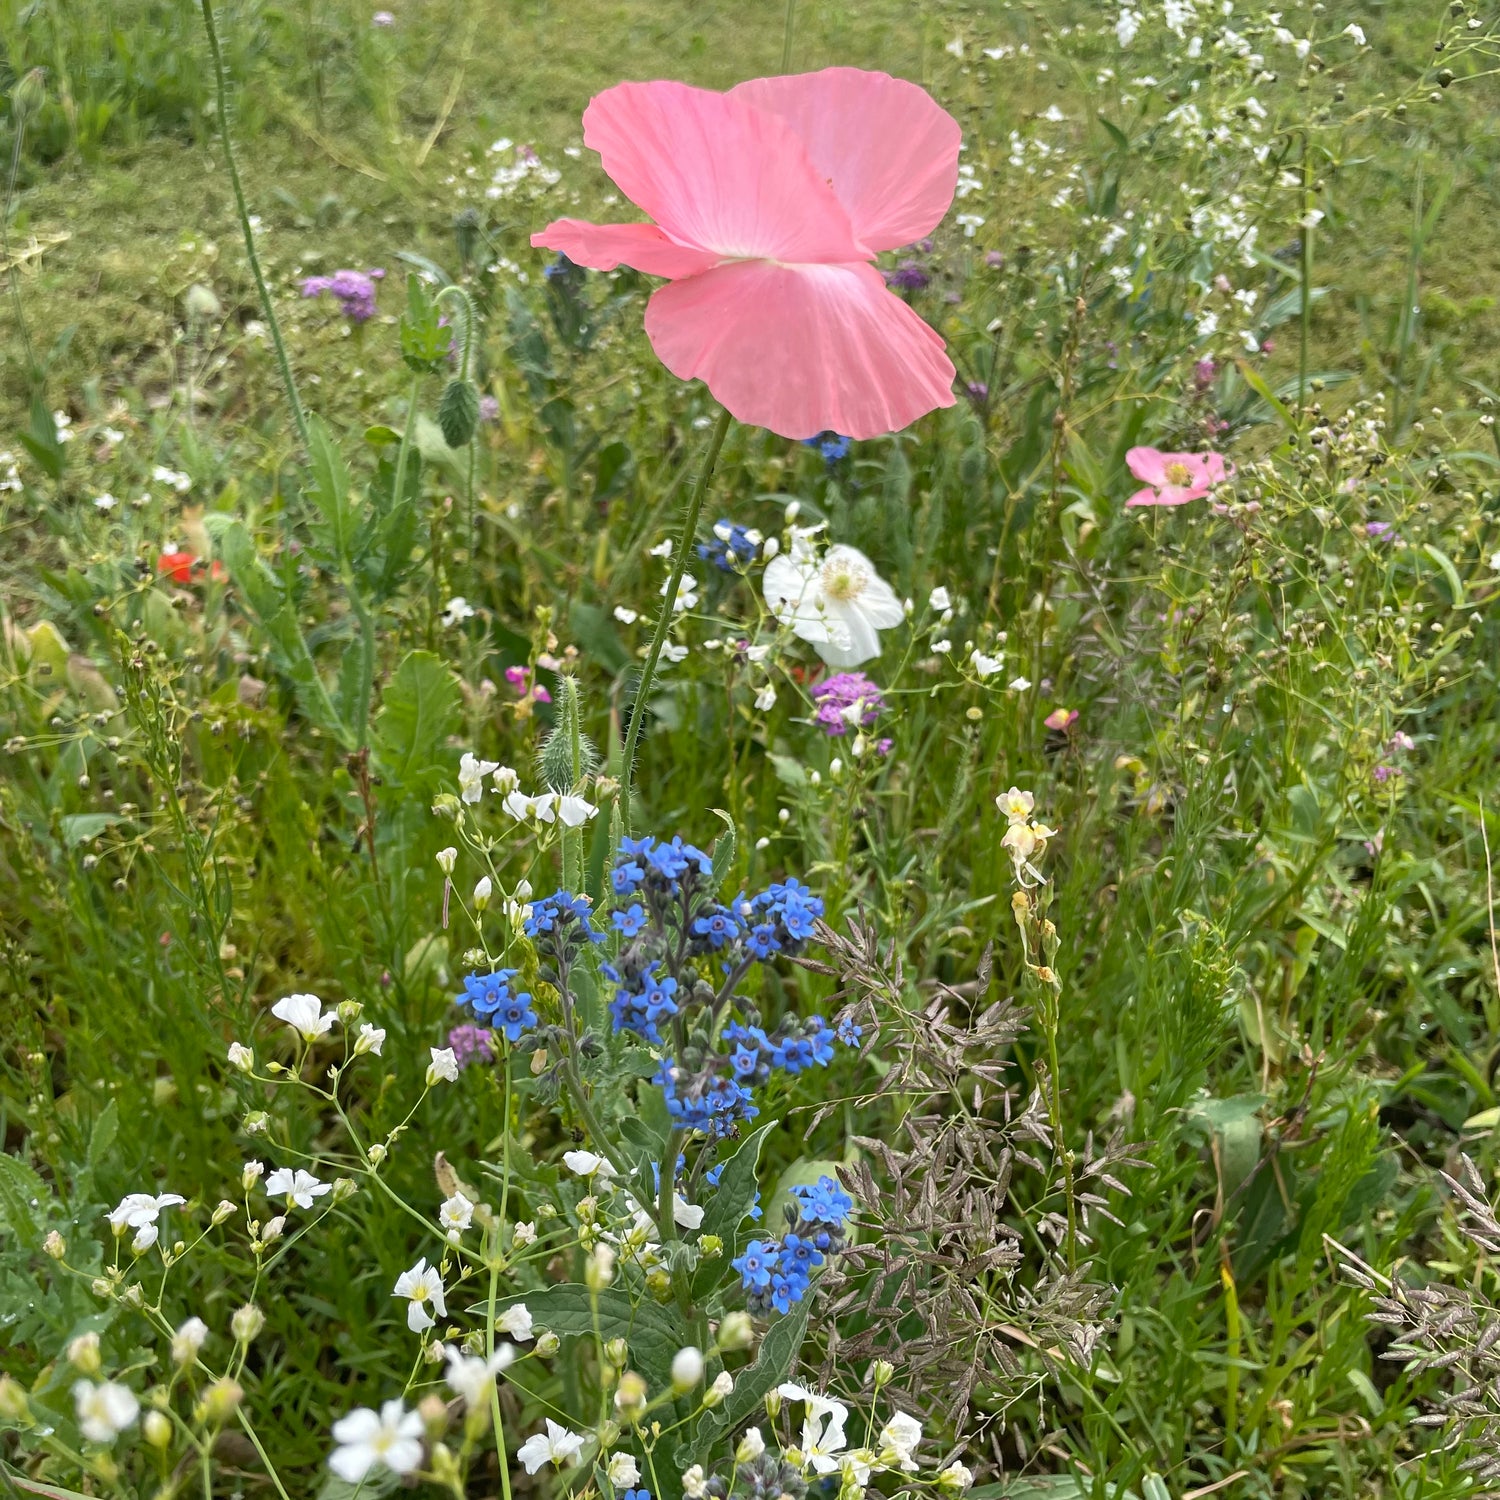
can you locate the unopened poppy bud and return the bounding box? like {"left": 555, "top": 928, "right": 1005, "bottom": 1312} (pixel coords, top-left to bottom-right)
{"left": 11, "top": 68, "right": 46, "bottom": 123}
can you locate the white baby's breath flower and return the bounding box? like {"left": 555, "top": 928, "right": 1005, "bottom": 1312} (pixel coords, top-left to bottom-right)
{"left": 73, "top": 1379, "right": 139, "bottom": 1443}
{"left": 441, "top": 1343, "right": 514, "bottom": 1408}
{"left": 613, "top": 605, "right": 639, "bottom": 624}
{"left": 439, "top": 1192, "right": 474, "bottom": 1238}
{"left": 355, "top": 1023, "right": 385, "bottom": 1056}
{"left": 660, "top": 641, "right": 689, "bottom": 664}
{"left": 608, "top": 1452, "right": 641, "bottom": 1486}
{"left": 928, "top": 586, "right": 951, "bottom": 612}
{"left": 427, "top": 1047, "right": 459, "bottom": 1085}
{"left": 563, "top": 1150, "right": 614, "bottom": 1178}
{"left": 271, "top": 993, "right": 337, "bottom": 1042}
{"left": 107, "top": 1191, "right": 185, "bottom": 1233}
{"left": 496, "top": 1302, "right": 534, "bottom": 1340}
{"left": 517, "top": 1419, "right": 586, "bottom": 1473}
{"left": 512, "top": 1220, "right": 537, "bottom": 1247}
{"left": 1008, "top": 675, "right": 1032, "bottom": 692}
{"left": 227, "top": 1041, "right": 254, "bottom": 1072}
{"left": 435, "top": 846, "right": 457, "bottom": 874}
{"left": 172, "top": 1316, "right": 209, "bottom": 1365}
{"left": 131, "top": 1223, "right": 158, "bottom": 1253}
{"left": 458, "top": 751, "right": 500, "bottom": 804}
{"left": 266, "top": 1167, "right": 331, "bottom": 1210}
{"left": 392, "top": 1258, "right": 446, "bottom": 1333}
{"left": 329, "top": 1399, "right": 425, "bottom": 1482}
{"left": 970, "top": 649, "right": 1003, "bottom": 678}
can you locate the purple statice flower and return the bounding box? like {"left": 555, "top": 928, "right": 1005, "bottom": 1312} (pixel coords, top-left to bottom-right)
{"left": 812, "top": 673, "right": 885, "bottom": 737}
{"left": 301, "top": 268, "right": 385, "bottom": 323}
{"left": 447, "top": 1024, "right": 495, "bottom": 1069}
{"left": 884, "top": 260, "right": 931, "bottom": 292}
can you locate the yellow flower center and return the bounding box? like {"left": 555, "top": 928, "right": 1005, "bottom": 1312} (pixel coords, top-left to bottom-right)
{"left": 821, "top": 558, "right": 867, "bottom": 602}
{"left": 1165, "top": 461, "right": 1194, "bottom": 486}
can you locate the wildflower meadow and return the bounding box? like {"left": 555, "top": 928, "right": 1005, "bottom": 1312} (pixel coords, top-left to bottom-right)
{"left": 5, "top": 0, "right": 1500, "bottom": 1496}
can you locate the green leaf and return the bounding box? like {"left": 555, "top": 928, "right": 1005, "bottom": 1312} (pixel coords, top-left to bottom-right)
{"left": 0, "top": 1152, "right": 49, "bottom": 1248}
{"left": 1421, "top": 543, "right": 1466, "bottom": 609}
{"left": 693, "top": 1122, "right": 772, "bottom": 1299}
{"left": 438, "top": 378, "right": 480, "bottom": 449}
{"left": 692, "top": 1297, "right": 810, "bottom": 1453}
{"left": 371, "top": 651, "right": 461, "bottom": 790}
{"left": 486, "top": 1286, "right": 689, "bottom": 1389}
{"left": 307, "top": 415, "right": 357, "bottom": 561}
{"left": 709, "top": 810, "right": 736, "bottom": 892}
{"left": 60, "top": 813, "right": 121, "bottom": 849}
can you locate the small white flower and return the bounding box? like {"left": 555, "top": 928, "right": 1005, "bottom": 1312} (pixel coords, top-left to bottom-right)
{"left": 441, "top": 595, "right": 475, "bottom": 627}
{"left": 608, "top": 1452, "right": 642, "bottom": 1486}
{"left": 503, "top": 789, "right": 559, "bottom": 823}
{"left": 266, "top": 1167, "right": 332, "bottom": 1210}
{"left": 671, "top": 1346, "right": 705, "bottom": 1389}
{"left": 458, "top": 751, "right": 500, "bottom": 804}
{"left": 441, "top": 1342, "right": 515, "bottom": 1407}
{"left": 613, "top": 605, "right": 639, "bottom": 624}
{"left": 512, "top": 1220, "right": 537, "bottom": 1247}
{"left": 131, "top": 1223, "right": 158, "bottom": 1253}
{"left": 427, "top": 1047, "right": 460, "bottom": 1085}
{"left": 674, "top": 1194, "right": 705, "bottom": 1230}
{"left": 931, "top": 638, "right": 952, "bottom": 654}
{"left": 938, "top": 1462, "right": 976, "bottom": 1492}
{"left": 878, "top": 1411, "right": 923, "bottom": 1472}
{"left": 517, "top": 1418, "right": 586, "bottom": 1473}
{"left": 660, "top": 641, "right": 690, "bottom": 664}
{"left": 93, "top": 493, "right": 118, "bottom": 511}
{"left": 737, "top": 1427, "right": 766, "bottom": 1462}
{"left": 172, "top": 1316, "right": 209, "bottom": 1365}
{"left": 996, "top": 787, "right": 1035, "bottom": 823}
{"left": 73, "top": 1379, "right": 139, "bottom": 1443}
{"left": 970, "top": 649, "right": 1003, "bottom": 678}
{"left": 242, "top": 1160, "right": 265, "bottom": 1190}
{"left": 393, "top": 1257, "right": 447, "bottom": 1333}
{"left": 755, "top": 682, "right": 777, "bottom": 711}
{"left": 329, "top": 1399, "right": 425, "bottom": 1482}
{"left": 152, "top": 464, "right": 192, "bottom": 493}
{"left": 1344, "top": 22, "right": 1366, "bottom": 44}
{"left": 260, "top": 1215, "right": 286, "bottom": 1245}
{"left": 496, "top": 1302, "right": 534, "bottom": 1340}
{"left": 107, "top": 1191, "right": 185, "bottom": 1232}
{"left": 355, "top": 1023, "right": 386, "bottom": 1056}
{"left": 440, "top": 1192, "right": 474, "bottom": 1237}
{"left": 271, "top": 992, "right": 337, "bottom": 1042}
{"left": 492, "top": 764, "right": 520, "bottom": 796}
{"left": 663, "top": 574, "right": 699, "bottom": 612}
{"left": 648, "top": 537, "right": 673, "bottom": 558}
{"left": 227, "top": 1041, "right": 254, "bottom": 1072}
{"left": 1299, "top": 209, "right": 1325, "bottom": 230}
{"left": 556, "top": 795, "right": 598, "bottom": 827}
{"left": 473, "top": 876, "right": 493, "bottom": 910}
{"left": 710, "top": 1370, "right": 734, "bottom": 1400}
{"left": 1008, "top": 675, "right": 1032, "bottom": 692}
{"left": 563, "top": 1150, "right": 614, "bottom": 1178}
{"left": 436, "top": 846, "right": 457, "bottom": 874}
{"left": 682, "top": 1464, "right": 710, "bottom": 1498}
{"left": 928, "top": 586, "right": 952, "bottom": 612}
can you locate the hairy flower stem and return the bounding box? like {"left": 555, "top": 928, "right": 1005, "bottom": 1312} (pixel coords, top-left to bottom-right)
{"left": 198, "top": 0, "right": 311, "bottom": 453}
{"left": 2, "top": 98, "right": 38, "bottom": 391}
{"left": 620, "top": 405, "right": 731, "bottom": 833}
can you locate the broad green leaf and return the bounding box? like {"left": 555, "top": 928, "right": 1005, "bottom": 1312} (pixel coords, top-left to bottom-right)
{"left": 60, "top": 813, "right": 120, "bottom": 849}
{"left": 371, "top": 651, "right": 461, "bottom": 789}
{"left": 307, "top": 415, "right": 356, "bottom": 561}
{"left": 691, "top": 1297, "right": 810, "bottom": 1452}
{"left": 0, "top": 1152, "right": 49, "bottom": 1248}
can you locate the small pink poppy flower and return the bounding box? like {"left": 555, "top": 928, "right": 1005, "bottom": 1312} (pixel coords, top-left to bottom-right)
{"left": 1043, "top": 708, "right": 1078, "bottom": 732}
{"left": 1125, "top": 446, "right": 1228, "bottom": 508}
{"left": 531, "top": 70, "right": 961, "bottom": 440}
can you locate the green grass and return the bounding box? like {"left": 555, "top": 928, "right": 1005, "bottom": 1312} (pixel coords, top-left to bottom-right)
{"left": 2, "top": 0, "right": 1500, "bottom": 1497}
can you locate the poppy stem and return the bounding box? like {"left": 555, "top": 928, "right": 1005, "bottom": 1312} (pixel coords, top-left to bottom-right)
{"left": 619, "top": 405, "right": 733, "bottom": 834}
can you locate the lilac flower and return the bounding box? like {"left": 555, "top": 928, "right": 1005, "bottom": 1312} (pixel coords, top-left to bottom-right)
{"left": 811, "top": 673, "right": 885, "bottom": 737}
{"left": 301, "top": 268, "right": 385, "bottom": 323}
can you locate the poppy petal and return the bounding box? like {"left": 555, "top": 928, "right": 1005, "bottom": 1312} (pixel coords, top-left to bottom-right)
{"left": 643, "top": 259, "right": 955, "bottom": 439}
{"left": 530, "top": 218, "right": 721, "bottom": 278}
{"left": 730, "top": 69, "right": 961, "bottom": 253}
{"left": 581, "top": 80, "right": 864, "bottom": 263}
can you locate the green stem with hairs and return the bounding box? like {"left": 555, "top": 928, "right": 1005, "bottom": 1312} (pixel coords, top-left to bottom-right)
{"left": 620, "top": 406, "right": 731, "bottom": 832}
{"left": 198, "top": 0, "right": 310, "bottom": 452}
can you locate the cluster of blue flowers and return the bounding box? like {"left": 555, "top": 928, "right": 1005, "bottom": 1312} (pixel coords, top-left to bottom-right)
{"left": 696, "top": 518, "right": 760, "bottom": 574}
{"left": 455, "top": 968, "right": 538, "bottom": 1043}
{"left": 601, "top": 834, "right": 854, "bottom": 1138}
{"left": 732, "top": 1175, "right": 854, "bottom": 1316}
{"left": 802, "top": 431, "right": 852, "bottom": 465}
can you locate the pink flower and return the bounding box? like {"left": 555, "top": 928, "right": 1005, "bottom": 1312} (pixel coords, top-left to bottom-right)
{"left": 1043, "top": 708, "right": 1078, "bottom": 732}
{"left": 1124, "top": 447, "right": 1228, "bottom": 508}
{"left": 531, "top": 71, "right": 961, "bottom": 440}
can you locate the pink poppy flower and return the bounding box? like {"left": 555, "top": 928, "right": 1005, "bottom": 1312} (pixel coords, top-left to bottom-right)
{"left": 531, "top": 70, "right": 961, "bottom": 440}
{"left": 1125, "top": 447, "right": 1229, "bottom": 508}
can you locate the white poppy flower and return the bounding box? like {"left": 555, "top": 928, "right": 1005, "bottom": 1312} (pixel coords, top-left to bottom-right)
{"left": 271, "top": 993, "right": 337, "bottom": 1042}
{"left": 328, "top": 1399, "right": 425, "bottom": 1482}
{"left": 392, "top": 1258, "right": 446, "bottom": 1333}
{"left": 516, "top": 1418, "right": 586, "bottom": 1474}
{"left": 73, "top": 1379, "right": 139, "bottom": 1443}
{"left": 763, "top": 539, "right": 903, "bottom": 667}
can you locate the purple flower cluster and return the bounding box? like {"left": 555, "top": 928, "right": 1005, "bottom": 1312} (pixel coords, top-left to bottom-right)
{"left": 447, "top": 1024, "right": 495, "bottom": 1070}
{"left": 811, "top": 672, "right": 885, "bottom": 737}
{"left": 300, "top": 268, "right": 385, "bottom": 323}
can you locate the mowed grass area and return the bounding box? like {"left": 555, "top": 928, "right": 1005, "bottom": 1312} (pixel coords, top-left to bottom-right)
{"left": 6, "top": 0, "right": 1500, "bottom": 443}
